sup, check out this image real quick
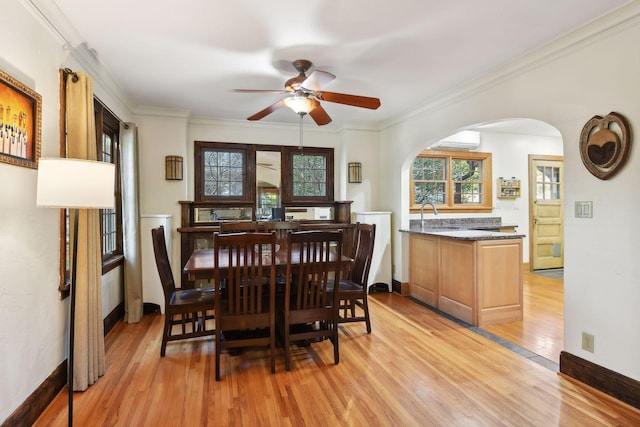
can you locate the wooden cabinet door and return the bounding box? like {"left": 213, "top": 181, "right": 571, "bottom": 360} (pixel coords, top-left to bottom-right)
{"left": 409, "top": 234, "right": 439, "bottom": 307}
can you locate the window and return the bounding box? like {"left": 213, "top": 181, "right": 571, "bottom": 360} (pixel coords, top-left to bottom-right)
{"left": 282, "top": 146, "right": 334, "bottom": 204}
{"left": 292, "top": 153, "right": 327, "bottom": 197}
{"left": 95, "top": 101, "right": 123, "bottom": 270}
{"left": 195, "top": 142, "right": 253, "bottom": 202}
{"left": 258, "top": 188, "right": 279, "bottom": 210}
{"left": 410, "top": 150, "right": 492, "bottom": 213}
{"left": 536, "top": 165, "right": 560, "bottom": 200}
{"left": 194, "top": 142, "right": 335, "bottom": 215}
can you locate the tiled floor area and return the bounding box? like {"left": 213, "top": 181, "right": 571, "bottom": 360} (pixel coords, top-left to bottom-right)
{"left": 533, "top": 268, "right": 564, "bottom": 280}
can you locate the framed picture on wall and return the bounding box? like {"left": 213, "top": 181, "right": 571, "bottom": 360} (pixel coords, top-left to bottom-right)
{"left": 0, "top": 69, "right": 42, "bottom": 169}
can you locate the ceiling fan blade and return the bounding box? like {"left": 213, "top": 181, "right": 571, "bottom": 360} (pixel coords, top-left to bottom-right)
{"left": 309, "top": 104, "right": 332, "bottom": 126}
{"left": 315, "top": 91, "right": 381, "bottom": 109}
{"left": 232, "top": 89, "right": 288, "bottom": 94}
{"left": 247, "top": 100, "right": 286, "bottom": 121}
{"left": 301, "top": 70, "right": 335, "bottom": 91}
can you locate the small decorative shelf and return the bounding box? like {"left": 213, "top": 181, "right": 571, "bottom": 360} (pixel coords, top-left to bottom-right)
{"left": 497, "top": 178, "right": 520, "bottom": 199}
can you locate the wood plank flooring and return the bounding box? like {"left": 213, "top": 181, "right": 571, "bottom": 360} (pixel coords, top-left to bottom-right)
{"left": 485, "top": 270, "right": 564, "bottom": 364}
{"left": 35, "top": 276, "right": 640, "bottom": 426}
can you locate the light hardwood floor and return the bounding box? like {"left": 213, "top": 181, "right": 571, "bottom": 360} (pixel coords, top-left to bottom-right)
{"left": 486, "top": 269, "right": 564, "bottom": 364}
{"left": 35, "top": 273, "right": 639, "bottom": 426}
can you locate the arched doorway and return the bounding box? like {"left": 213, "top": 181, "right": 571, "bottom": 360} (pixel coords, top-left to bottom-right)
{"left": 406, "top": 118, "right": 565, "bottom": 364}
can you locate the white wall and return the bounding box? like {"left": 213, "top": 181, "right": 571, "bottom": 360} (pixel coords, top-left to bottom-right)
{"left": 382, "top": 2, "right": 640, "bottom": 381}
{"left": 483, "top": 130, "right": 564, "bottom": 261}
{"left": 0, "top": 1, "right": 74, "bottom": 420}
{"left": 0, "top": 2, "right": 135, "bottom": 421}
{"left": 134, "top": 110, "right": 190, "bottom": 278}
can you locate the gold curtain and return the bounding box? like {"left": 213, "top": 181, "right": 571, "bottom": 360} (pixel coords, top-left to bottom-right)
{"left": 66, "top": 71, "right": 106, "bottom": 390}
{"left": 120, "top": 122, "right": 143, "bottom": 323}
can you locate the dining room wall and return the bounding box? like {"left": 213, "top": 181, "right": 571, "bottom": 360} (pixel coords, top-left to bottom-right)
{"left": 0, "top": 2, "right": 136, "bottom": 422}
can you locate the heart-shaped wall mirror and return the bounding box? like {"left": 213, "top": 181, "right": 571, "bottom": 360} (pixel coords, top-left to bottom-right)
{"left": 579, "top": 112, "right": 631, "bottom": 180}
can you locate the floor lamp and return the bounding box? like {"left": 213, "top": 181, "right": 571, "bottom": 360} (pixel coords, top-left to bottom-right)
{"left": 36, "top": 158, "right": 115, "bottom": 427}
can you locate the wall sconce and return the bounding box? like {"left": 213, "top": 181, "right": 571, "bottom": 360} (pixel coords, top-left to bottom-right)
{"left": 348, "top": 162, "right": 362, "bottom": 183}
{"left": 165, "top": 155, "right": 183, "bottom": 180}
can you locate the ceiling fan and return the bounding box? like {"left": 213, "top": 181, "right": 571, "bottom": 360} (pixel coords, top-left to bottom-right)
{"left": 232, "top": 59, "right": 381, "bottom": 126}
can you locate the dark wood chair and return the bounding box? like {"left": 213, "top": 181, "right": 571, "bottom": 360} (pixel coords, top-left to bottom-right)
{"left": 151, "top": 226, "right": 215, "bottom": 357}
{"left": 277, "top": 230, "right": 343, "bottom": 371}
{"left": 264, "top": 221, "right": 300, "bottom": 288}
{"left": 263, "top": 221, "right": 300, "bottom": 247}
{"left": 213, "top": 231, "right": 277, "bottom": 380}
{"left": 328, "top": 222, "right": 376, "bottom": 333}
{"left": 219, "top": 221, "right": 259, "bottom": 233}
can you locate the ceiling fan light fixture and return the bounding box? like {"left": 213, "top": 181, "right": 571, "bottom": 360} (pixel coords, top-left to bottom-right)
{"left": 284, "top": 96, "right": 314, "bottom": 114}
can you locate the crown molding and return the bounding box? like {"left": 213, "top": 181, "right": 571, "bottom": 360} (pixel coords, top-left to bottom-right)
{"left": 23, "top": 0, "right": 135, "bottom": 115}
{"left": 133, "top": 106, "right": 191, "bottom": 120}
{"left": 381, "top": 1, "right": 640, "bottom": 131}
{"left": 189, "top": 115, "right": 342, "bottom": 135}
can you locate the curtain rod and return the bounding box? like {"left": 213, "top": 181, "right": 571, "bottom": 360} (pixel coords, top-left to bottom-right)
{"left": 62, "top": 67, "right": 79, "bottom": 83}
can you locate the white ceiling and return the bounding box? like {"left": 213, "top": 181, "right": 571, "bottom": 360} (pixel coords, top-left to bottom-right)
{"left": 35, "top": 0, "right": 629, "bottom": 129}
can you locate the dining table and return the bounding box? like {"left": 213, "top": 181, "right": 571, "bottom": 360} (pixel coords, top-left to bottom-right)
{"left": 183, "top": 245, "right": 354, "bottom": 284}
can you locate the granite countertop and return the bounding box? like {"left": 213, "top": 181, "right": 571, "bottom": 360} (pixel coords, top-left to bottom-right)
{"left": 401, "top": 217, "right": 525, "bottom": 240}
{"left": 402, "top": 228, "right": 525, "bottom": 240}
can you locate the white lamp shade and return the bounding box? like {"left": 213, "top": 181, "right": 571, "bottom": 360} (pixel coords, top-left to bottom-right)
{"left": 36, "top": 158, "right": 115, "bottom": 209}
{"left": 284, "top": 96, "right": 315, "bottom": 114}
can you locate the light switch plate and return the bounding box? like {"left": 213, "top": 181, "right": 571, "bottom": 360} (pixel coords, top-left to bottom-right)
{"left": 575, "top": 201, "right": 593, "bottom": 218}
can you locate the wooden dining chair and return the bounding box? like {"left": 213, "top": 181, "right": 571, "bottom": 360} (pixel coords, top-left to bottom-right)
{"left": 277, "top": 230, "right": 343, "bottom": 371}
{"left": 151, "top": 226, "right": 216, "bottom": 357}
{"left": 327, "top": 223, "right": 376, "bottom": 333}
{"left": 219, "top": 221, "right": 259, "bottom": 233}
{"left": 213, "top": 231, "right": 277, "bottom": 380}
{"left": 264, "top": 221, "right": 300, "bottom": 289}
{"left": 263, "top": 220, "right": 300, "bottom": 247}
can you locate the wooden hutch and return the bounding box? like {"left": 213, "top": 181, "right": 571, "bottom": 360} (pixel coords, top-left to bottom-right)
{"left": 177, "top": 200, "right": 354, "bottom": 288}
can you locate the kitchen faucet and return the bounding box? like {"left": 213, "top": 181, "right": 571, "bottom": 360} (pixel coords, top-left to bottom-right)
{"left": 420, "top": 197, "right": 438, "bottom": 227}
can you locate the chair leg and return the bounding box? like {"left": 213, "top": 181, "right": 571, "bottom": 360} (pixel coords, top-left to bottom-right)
{"left": 284, "top": 322, "right": 291, "bottom": 371}
{"left": 161, "top": 313, "right": 171, "bottom": 357}
{"left": 361, "top": 296, "right": 372, "bottom": 334}
{"left": 215, "top": 328, "right": 222, "bottom": 381}
{"left": 270, "top": 329, "right": 276, "bottom": 374}
{"left": 332, "top": 318, "right": 339, "bottom": 364}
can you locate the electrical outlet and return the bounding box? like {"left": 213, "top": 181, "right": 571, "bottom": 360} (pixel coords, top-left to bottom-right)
{"left": 582, "top": 332, "right": 595, "bottom": 353}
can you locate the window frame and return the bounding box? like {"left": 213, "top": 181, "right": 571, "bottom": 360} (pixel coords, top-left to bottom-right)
{"left": 94, "top": 100, "right": 124, "bottom": 273}
{"left": 194, "top": 141, "right": 255, "bottom": 204}
{"left": 281, "top": 146, "right": 334, "bottom": 205}
{"left": 194, "top": 141, "right": 335, "bottom": 216}
{"left": 410, "top": 150, "right": 493, "bottom": 213}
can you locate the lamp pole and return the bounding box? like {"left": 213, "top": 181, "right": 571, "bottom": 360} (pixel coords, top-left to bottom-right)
{"left": 36, "top": 158, "right": 115, "bottom": 427}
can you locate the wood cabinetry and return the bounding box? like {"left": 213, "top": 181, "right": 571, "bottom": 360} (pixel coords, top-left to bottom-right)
{"left": 409, "top": 233, "right": 523, "bottom": 327}
{"left": 177, "top": 200, "right": 355, "bottom": 288}
{"left": 409, "top": 234, "right": 439, "bottom": 307}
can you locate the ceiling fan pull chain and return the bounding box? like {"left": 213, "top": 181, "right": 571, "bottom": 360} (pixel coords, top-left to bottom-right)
{"left": 298, "top": 113, "right": 304, "bottom": 153}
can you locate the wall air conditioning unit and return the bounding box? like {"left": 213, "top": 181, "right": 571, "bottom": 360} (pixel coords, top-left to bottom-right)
{"left": 429, "top": 130, "right": 480, "bottom": 150}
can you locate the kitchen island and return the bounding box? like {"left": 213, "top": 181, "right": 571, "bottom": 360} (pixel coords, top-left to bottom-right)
{"left": 403, "top": 227, "right": 525, "bottom": 327}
